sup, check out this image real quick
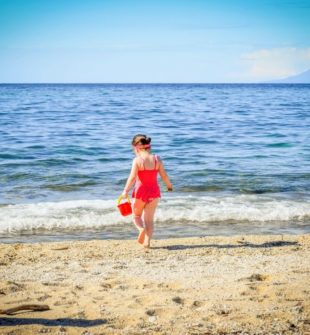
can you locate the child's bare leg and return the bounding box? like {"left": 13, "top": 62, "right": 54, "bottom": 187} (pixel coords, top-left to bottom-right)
{"left": 143, "top": 198, "right": 159, "bottom": 248}
{"left": 133, "top": 199, "right": 146, "bottom": 244}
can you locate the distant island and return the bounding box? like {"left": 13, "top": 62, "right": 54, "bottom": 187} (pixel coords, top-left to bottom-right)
{"left": 267, "top": 69, "right": 310, "bottom": 83}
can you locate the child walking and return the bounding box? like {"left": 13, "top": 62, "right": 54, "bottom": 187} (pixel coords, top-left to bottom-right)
{"left": 122, "top": 134, "right": 173, "bottom": 248}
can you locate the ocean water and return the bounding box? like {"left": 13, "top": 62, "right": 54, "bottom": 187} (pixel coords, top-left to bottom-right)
{"left": 0, "top": 84, "right": 309, "bottom": 242}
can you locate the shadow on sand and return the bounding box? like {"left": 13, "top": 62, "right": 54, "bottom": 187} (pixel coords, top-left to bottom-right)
{"left": 0, "top": 317, "right": 106, "bottom": 327}
{"left": 153, "top": 240, "right": 299, "bottom": 251}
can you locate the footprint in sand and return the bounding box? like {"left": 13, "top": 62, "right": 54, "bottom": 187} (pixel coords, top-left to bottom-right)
{"left": 192, "top": 300, "right": 203, "bottom": 308}
{"left": 247, "top": 273, "right": 269, "bottom": 282}
{"left": 172, "top": 296, "right": 184, "bottom": 304}
{"left": 37, "top": 294, "right": 52, "bottom": 301}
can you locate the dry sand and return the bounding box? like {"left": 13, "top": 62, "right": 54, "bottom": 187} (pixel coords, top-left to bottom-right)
{"left": 0, "top": 234, "right": 309, "bottom": 335}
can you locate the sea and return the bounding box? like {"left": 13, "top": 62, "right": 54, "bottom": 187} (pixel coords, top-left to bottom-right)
{"left": 0, "top": 83, "right": 309, "bottom": 243}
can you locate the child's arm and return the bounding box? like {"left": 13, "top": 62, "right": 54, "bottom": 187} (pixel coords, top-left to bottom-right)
{"left": 122, "top": 158, "right": 139, "bottom": 197}
{"left": 158, "top": 158, "right": 173, "bottom": 191}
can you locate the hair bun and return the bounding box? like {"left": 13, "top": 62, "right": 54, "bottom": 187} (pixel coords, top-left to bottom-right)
{"left": 139, "top": 136, "right": 151, "bottom": 145}
{"left": 131, "top": 134, "right": 151, "bottom": 146}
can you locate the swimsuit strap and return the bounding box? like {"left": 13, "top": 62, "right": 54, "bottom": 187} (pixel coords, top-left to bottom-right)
{"left": 139, "top": 154, "right": 158, "bottom": 170}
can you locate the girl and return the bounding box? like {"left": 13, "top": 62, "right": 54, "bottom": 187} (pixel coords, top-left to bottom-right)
{"left": 121, "top": 134, "right": 173, "bottom": 248}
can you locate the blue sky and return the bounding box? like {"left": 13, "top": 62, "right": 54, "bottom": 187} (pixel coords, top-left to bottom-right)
{"left": 0, "top": 0, "right": 309, "bottom": 82}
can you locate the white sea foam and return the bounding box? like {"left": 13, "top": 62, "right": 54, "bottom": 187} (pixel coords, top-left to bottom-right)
{"left": 157, "top": 195, "right": 309, "bottom": 223}
{"left": 0, "top": 195, "right": 309, "bottom": 234}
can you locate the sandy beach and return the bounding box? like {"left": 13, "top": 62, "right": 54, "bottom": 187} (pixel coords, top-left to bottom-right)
{"left": 0, "top": 234, "right": 309, "bottom": 335}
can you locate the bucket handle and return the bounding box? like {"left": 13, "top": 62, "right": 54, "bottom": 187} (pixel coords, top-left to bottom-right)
{"left": 117, "top": 195, "right": 131, "bottom": 205}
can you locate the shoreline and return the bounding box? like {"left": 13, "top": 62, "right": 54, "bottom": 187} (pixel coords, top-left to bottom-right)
{"left": 1, "top": 226, "right": 309, "bottom": 245}
{"left": 0, "top": 234, "right": 309, "bottom": 334}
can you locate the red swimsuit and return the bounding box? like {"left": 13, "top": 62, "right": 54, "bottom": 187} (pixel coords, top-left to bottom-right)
{"left": 132, "top": 155, "right": 161, "bottom": 203}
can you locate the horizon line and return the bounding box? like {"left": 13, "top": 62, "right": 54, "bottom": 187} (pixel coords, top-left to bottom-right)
{"left": 1, "top": 82, "right": 309, "bottom": 85}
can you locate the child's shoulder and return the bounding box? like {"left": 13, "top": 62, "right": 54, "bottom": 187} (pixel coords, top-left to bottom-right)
{"left": 154, "top": 154, "right": 163, "bottom": 166}
{"left": 132, "top": 156, "right": 144, "bottom": 164}
{"left": 154, "top": 154, "right": 162, "bottom": 161}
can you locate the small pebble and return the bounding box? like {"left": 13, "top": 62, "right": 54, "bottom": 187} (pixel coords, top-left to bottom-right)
{"left": 146, "top": 309, "right": 156, "bottom": 316}
{"left": 148, "top": 316, "right": 157, "bottom": 323}
{"left": 81, "top": 331, "right": 92, "bottom": 335}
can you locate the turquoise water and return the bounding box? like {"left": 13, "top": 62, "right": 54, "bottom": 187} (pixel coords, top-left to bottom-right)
{"left": 0, "top": 84, "right": 309, "bottom": 242}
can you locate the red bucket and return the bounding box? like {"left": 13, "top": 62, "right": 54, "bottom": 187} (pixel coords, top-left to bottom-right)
{"left": 117, "top": 195, "right": 132, "bottom": 216}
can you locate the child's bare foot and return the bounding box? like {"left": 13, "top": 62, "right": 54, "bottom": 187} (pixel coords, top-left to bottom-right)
{"left": 143, "top": 235, "right": 150, "bottom": 249}
{"left": 137, "top": 228, "right": 145, "bottom": 245}
{"left": 143, "top": 244, "right": 151, "bottom": 252}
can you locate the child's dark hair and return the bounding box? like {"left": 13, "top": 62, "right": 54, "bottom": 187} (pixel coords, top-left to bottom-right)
{"left": 132, "top": 134, "right": 152, "bottom": 146}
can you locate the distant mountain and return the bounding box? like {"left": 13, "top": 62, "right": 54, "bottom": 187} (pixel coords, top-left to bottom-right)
{"left": 268, "top": 69, "right": 310, "bottom": 83}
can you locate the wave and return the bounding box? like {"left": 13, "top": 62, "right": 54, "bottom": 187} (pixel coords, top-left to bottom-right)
{"left": 0, "top": 195, "right": 309, "bottom": 234}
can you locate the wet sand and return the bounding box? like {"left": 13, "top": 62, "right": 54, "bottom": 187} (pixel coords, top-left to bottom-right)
{"left": 0, "top": 234, "right": 309, "bottom": 334}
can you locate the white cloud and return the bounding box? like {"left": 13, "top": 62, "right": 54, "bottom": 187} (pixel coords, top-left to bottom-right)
{"left": 241, "top": 47, "right": 310, "bottom": 81}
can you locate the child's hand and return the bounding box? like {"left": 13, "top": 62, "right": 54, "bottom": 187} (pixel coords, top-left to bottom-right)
{"left": 121, "top": 191, "right": 128, "bottom": 198}
{"left": 167, "top": 186, "right": 173, "bottom": 192}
